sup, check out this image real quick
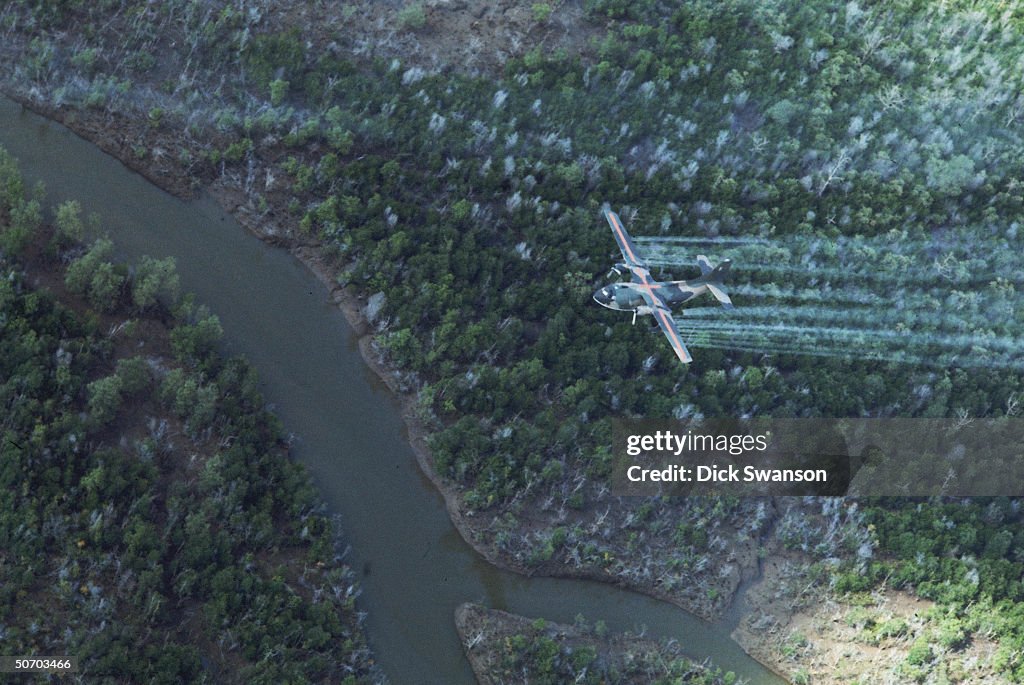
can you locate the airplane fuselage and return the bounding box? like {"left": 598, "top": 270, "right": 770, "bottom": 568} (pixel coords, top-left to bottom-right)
{"left": 593, "top": 280, "right": 708, "bottom": 314}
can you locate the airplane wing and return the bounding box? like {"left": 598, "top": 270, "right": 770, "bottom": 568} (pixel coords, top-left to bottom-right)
{"left": 604, "top": 210, "right": 649, "bottom": 280}
{"left": 635, "top": 285, "right": 693, "bottom": 364}
{"left": 651, "top": 305, "right": 693, "bottom": 364}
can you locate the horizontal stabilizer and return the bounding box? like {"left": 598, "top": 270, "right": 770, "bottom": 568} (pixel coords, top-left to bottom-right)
{"left": 706, "top": 283, "right": 734, "bottom": 309}
{"left": 696, "top": 255, "right": 714, "bottom": 276}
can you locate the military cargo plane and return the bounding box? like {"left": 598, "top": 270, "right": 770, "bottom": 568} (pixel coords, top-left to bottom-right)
{"left": 594, "top": 209, "right": 734, "bottom": 364}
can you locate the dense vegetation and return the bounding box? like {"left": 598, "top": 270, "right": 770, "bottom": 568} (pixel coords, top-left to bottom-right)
{"left": 3, "top": 0, "right": 1024, "bottom": 680}
{"left": 0, "top": 148, "right": 376, "bottom": 683}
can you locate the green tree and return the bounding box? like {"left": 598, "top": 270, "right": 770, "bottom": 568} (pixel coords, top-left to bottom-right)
{"left": 397, "top": 3, "right": 426, "bottom": 30}
{"left": 2, "top": 197, "right": 41, "bottom": 255}
{"left": 88, "top": 261, "right": 126, "bottom": 311}
{"left": 116, "top": 356, "right": 153, "bottom": 395}
{"left": 66, "top": 238, "right": 125, "bottom": 311}
{"left": 269, "top": 78, "right": 289, "bottom": 106}
{"left": 132, "top": 255, "right": 180, "bottom": 311}
{"left": 170, "top": 308, "right": 223, "bottom": 369}
{"left": 54, "top": 199, "right": 84, "bottom": 248}
{"left": 87, "top": 374, "right": 124, "bottom": 425}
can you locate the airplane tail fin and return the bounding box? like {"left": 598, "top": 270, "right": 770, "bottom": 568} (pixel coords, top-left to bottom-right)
{"left": 705, "top": 258, "right": 731, "bottom": 282}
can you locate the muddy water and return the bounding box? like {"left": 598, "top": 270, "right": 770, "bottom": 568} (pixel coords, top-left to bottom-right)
{"left": 0, "top": 96, "right": 785, "bottom": 685}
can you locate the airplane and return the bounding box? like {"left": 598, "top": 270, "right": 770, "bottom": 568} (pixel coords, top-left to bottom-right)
{"left": 593, "top": 209, "right": 734, "bottom": 364}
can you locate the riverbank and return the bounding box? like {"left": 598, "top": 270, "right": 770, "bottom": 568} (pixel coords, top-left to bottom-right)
{"left": 455, "top": 603, "right": 734, "bottom": 684}
{"left": 212, "top": 123, "right": 766, "bottom": 626}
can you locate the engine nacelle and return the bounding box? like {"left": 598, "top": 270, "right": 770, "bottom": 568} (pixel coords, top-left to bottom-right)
{"left": 632, "top": 304, "right": 657, "bottom": 325}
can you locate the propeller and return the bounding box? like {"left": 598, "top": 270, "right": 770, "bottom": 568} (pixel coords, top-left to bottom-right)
{"left": 607, "top": 262, "right": 627, "bottom": 278}
{"left": 631, "top": 310, "right": 637, "bottom": 325}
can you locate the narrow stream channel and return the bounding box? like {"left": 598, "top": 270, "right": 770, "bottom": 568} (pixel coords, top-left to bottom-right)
{"left": 0, "top": 96, "right": 785, "bottom": 685}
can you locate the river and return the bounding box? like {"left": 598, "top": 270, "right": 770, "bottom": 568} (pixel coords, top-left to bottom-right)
{"left": 0, "top": 95, "right": 785, "bottom": 685}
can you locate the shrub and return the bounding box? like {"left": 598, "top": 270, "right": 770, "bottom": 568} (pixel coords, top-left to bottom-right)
{"left": 397, "top": 3, "right": 426, "bottom": 30}
{"left": 1, "top": 199, "right": 39, "bottom": 254}
{"left": 132, "top": 255, "right": 180, "bottom": 312}
{"left": 269, "top": 78, "right": 289, "bottom": 106}
{"left": 54, "top": 199, "right": 84, "bottom": 247}
{"left": 88, "top": 374, "right": 124, "bottom": 425}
